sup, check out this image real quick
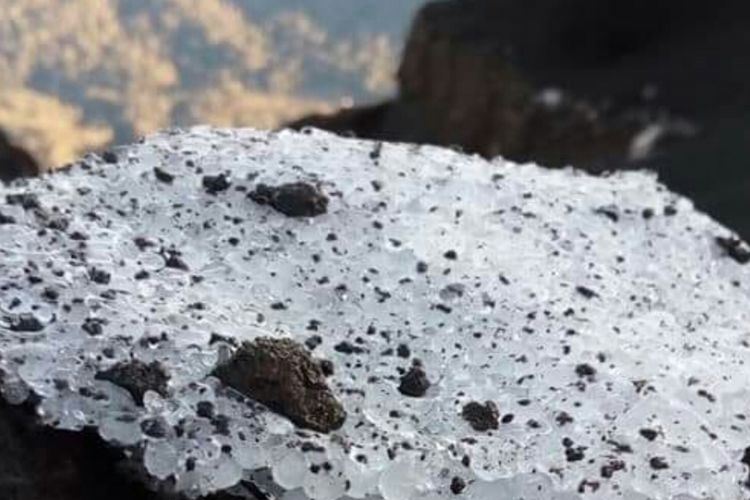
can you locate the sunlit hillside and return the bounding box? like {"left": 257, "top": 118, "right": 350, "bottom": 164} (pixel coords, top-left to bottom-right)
{"left": 0, "top": 0, "right": 424, "bottom": 167}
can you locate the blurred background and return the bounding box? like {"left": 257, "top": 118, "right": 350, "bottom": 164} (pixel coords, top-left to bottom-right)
{"left": 0, "top": 0, "right": 748, "bottom": 238}
{"left": 0, "top": 0, "right": 425, "bottom": 166}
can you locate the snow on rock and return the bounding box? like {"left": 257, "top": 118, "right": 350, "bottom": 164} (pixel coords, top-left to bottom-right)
{"left": 0, "top": 126, "right": 750, "bottom": 499}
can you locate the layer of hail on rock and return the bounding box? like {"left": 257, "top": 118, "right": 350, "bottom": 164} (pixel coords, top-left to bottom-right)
{"left": 0, "top": 126, "right": 750, "bottom": 500}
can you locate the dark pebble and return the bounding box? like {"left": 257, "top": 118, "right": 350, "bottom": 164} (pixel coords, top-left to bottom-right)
{"left": 95, "top": 360, "right": 169, "bottom": 405}
{"left": 89, "top": 267, "right": 111, "bottom": 285}
{"left": 6, "top": 193, "right": 40, "bottom": 210}
{"left": 249, "top": 182, "right": 328, "bottom": 217}
{"left": 100, "top": 151, "right": 118, "bottom": 164}
{"left": 82, "top": 317, "right": 106, "bottom": 336}
{"left": 213, "top": 337, "right": 346, "bottom": 433}
{"left": 7, "top": 313, "right": 45, "bottom": 332}
{"left": 575, "top": 363, "right": 597, "bottom": 378}
{"left": 639, "top": 428, "right": 658, "bottom": 441}
{"left": 450, "top": 476, "right": 466, "bottom": 495}
{"left": 716, "top": 236, "right": 750, "bottom": 265}
{"left": 153, "top": 167, "right": 175, "bottom": 184}
{"left": 462, "top": 401, "right": 499, "bottom": 432}
{"left": 649, "top": 457, "right": 669, "bottom": 470}
{"left": 0, "top": 212, "right": 15, "bottom": 224}
{"left": 398, "top": 366, "right": 431, "bottom": 398}
{"left": 575, "top": 286, "right": 598, "bottom": 299}
{"left": 141, "top": 417, "right": 170, "bottom": 438}
{"left": 202, "top": 174, "right": 231, "bottom": 195}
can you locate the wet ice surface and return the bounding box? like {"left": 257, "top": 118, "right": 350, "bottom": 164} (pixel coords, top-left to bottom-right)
{"left": 1, "top": 127, "right": 750, "bottom": 499}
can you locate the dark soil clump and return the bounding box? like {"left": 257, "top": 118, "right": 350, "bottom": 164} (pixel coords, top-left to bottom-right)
{"left": 462, "top": 401, "right": 499, "bottom": 432}
{"left": 716, "top": 236, "right": 750, "bottom": 264}
{"left": 249, "top": 182, "right": 328, "bottom": 217}
{"left": 95, "top": 360, "right": 170, "bottom": 405}
{"left": 213, "top": 337, "right": 346, "bottom": 433}
{"left": 398, "top": 365, "right": 431, "bottom": 397}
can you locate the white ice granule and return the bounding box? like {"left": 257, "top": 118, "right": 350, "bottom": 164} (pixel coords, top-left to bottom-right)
{"left": 1, "top": 126, "right": 750, "bottom": 499}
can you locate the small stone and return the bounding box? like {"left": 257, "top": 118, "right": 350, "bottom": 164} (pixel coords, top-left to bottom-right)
{"left": 100, "top": 150, "right": 118, "bottom": 164}
{"left": 196, "top": 401, "right": 215, "bottom": 419}
{"left": 153, "top": 167, "right": 175, "bottom": 184}
{"left": 141, "top": 417, "right": 170, "bottom": 438}
{"left": 95, "top": 360, "right": 170, "bottom": 405}
{"left": 89, "top": 267, "right": 111, "bottom": 285}
{"left": 396, "top": 343, "right": 411, "bottom": 358}
{"left": 575, "top": 363, "right": 597, "bottom": 378}
{"left": 450, "top": 476, "right": 466, "bottom": 495}
{"left": 202, "top": 174, "right": 231, "bottom": 194}
{"left": 575, "top": 286, "right": 598, "bottom": 299}
{"left": 398, "top": 366, "right": 430, "bottom": 397}
{"left": 318, "top": 359, "right": 335, "bottom": 377}
{"left": 45, "top": 216, "right": 70, "bottom": 232}
{"left": 462, "top": 401, "right": 499, "bottom": 432}
{"left": 249, "top": 182, "right": 328, "bottom": 217}
{"left": 82, "top": 317, "right": 106, "bottom": 336}
{"left": 639, "top": 428, "right": 658, "bottom": 441}
{"left": 716, "top": 236, "right": 750, "bottom": 264}
{"left": 6, "top": 193, "right": 40, "bottom": 210}
{"left": 6, "top": 313, "right": 45, "bottom": 332}
{"left": 594, "top": 206, "right": 619, "bottom": 222}
{"left": 163, "top": 251, "right": 189, "bottom": 271}
{"left": 134, "top": 270, "right": 150, "bottom": 280}
{"left": 0, "top": 212, "right": 15, "bottom": 224}
{"left": 649, "top": 456, "right": 669, "bottom": 470}
{"left": 41, "top": 287, "right": 59, "bottom": 301}
{"left": 213, "top": 337, "right": 346, "bottom": 433}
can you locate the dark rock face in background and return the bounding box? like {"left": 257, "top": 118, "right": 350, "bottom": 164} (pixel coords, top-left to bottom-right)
{"left": 291, "top": 0, "right": 750, "bottom": 239}
{"left": 0, "top": 399, "right": 267, "bottom": 499}
{"left": 0, "top": 129, "right": 40, "bottom": 183}
{"left": 0, "top": 401, "right": 158, "bottom": 500}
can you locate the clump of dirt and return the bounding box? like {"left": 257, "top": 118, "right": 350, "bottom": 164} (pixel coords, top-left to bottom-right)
{"left": 462, "top": 401, "right": 499, "bottom": 432}
{"left": 249, "top": 182, "right": 328, "bottom": 217}
{"left": 398, "top": 365, "right": 431, "bottom": 397}
{"left": 95, "top": 360, "right": 170, "bottom": 405}
{"left": 716, "top": 236, "right": 750, "bottom": 264}
{"left": 213, "top": 337, "right": 346, "bottom": 433}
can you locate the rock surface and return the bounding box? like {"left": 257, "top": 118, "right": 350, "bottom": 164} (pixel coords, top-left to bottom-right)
{"left": 0, "top": 127, "right": 749, "bottom": 499}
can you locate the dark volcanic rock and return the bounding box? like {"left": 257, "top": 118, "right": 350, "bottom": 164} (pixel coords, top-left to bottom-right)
{"left": 462, "top": 401, "right": 500, "bottom": 432}
{"left": 202, "top": 174, "right": 231, "bottom": 195}
{"left": 249, "top": 182, "right": 329, "bottom": 217}
{"left": 7, "top": 313, "right": 45, "bottom": 332}
{"left": 95, "top": 360, "right": 170, "bottom": 405}
{"left": 716, "top": 236, "right": 750, "bottom": 264}
{"left": 398, "top": 365, "right": 431, "bottom": 398}
{"left": 213, "top": 337, "right": 346, "bottom": 433}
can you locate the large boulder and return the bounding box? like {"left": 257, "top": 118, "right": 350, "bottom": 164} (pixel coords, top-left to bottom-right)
{"left": 1, "top": 127, "right": 750, "bottom": 499}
